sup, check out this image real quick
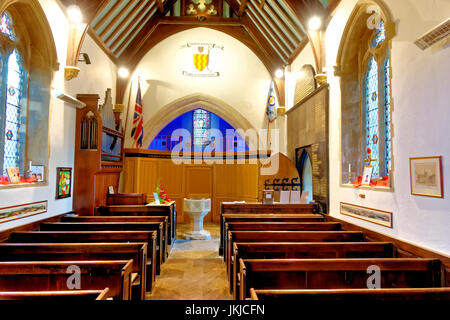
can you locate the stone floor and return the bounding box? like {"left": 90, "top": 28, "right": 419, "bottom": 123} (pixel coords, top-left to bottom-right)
{"left": 146, "top": 222, "right": 232, "bottom": 300}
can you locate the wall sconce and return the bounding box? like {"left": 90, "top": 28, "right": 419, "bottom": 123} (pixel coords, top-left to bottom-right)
{"left": 65, "top": 5, "right": 88, "bottom": 81}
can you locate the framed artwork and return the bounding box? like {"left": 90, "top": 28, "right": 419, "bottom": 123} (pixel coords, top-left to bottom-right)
{"left": 6, "top": 167, "right": 20, "bottom": 183}
{"left": 0, "top": 201, "right": 47, "bottom": 224}
{"left": 340, "top": 202, "right": 393, "bottom": 228}
{"left": 29, "top": 165, "right": 44, "bottom": 182}
{"left": 56, "top": 167, "right": 72, "bottom": 199}
{"left": 409, "top": 156, "right": 443, "bottom": 198}
{"left": 361, "top": 166, "right": 373, "bottom": 186}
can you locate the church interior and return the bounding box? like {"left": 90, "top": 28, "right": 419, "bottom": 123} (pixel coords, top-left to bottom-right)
{"left": 0, "top": 0, "right": 449, "bottom": 303}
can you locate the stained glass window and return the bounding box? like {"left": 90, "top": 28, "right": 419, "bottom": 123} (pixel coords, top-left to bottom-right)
{"left": 365, "top": 55, "right": 380, "bottom": 178}
{"left": 384, "top": 54, "right": 391, "bottom": 175}
{"left": 2, "top": 49, "right": 24, "bottom": 176}
{"left": 371, "top": 20, "right": 385, "bottom": 48}
{"left": 193, "top": 109, "right": 210, "bottom": 145}
{"left": 0, "top": 12, "right": 16, "bottom": 41}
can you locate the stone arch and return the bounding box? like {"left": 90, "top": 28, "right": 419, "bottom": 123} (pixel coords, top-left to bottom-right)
{"left": 142, "top": 93, "right": 259, "bottom": 148}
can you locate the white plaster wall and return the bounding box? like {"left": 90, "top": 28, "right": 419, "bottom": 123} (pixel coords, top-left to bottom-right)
{"left": 0, "top": 1, "right": 116, "bottom": 232}
{"left": 325, "top": 0, "right": 450, "bottom": 255}
{"left": 122, "top": 27, "right": 272, "bottom": 148}
{"left": 68, "top": 34, "right": 117, "bottom": 101}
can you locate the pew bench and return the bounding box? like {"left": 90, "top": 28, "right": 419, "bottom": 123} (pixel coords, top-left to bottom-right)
{"left": 249, "top": 287, "right": 450, "bottom": 301}
{"left": 0, "top": 260, "right": 133, "bottom": 300}
{"left": 231, "top": 242, "right": 395, "bottom": 297}
{"left": 61, "top": 215, "right": 169, "bottom": 259}
{"left": 226, "top": 231, "right": 366, "bottom": 275}
{"left": 97, "top": 204, "right": 177, "bottom": 246}
{"left": 223, "top": 222, "right": 342, "bottom": 262}
{"left": 239, "top": 258, "right": 443, "bottom": 300}
{"left": 0, "top": 242, "right": 149, "bottom": 298}
{"left": 219, "top": 214, "right": 325, "bottom": 256}
{"left": 40, "top": 222, "right": 166, "bottom": 268}
{"left": 0, "top": 288, "right": 110, "bottom": 300}
{"left": 7, "top": 230, "right": 158, "bottom": 279}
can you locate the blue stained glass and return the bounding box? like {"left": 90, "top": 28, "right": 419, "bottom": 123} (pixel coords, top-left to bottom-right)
{"left": 193, "top": 109, "right": 210, "bottom": 145}
{"left": 3, "top": 49, "right": 24, "bottom": 175}
{"left": 365, "top": 56, "right": 379, "bottom": 178}
{"left": 1, "top": 12, "right": 16, "bottom": 41}
{"left": 372, "top": 20, "right": 386, "bottom": 48}
{"left": 384, "top": 54, "right": 391, "bottom": 175}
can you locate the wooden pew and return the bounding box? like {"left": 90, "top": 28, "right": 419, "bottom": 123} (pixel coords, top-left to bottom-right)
{"left": 231, "top": 242, "right": 395, "bottom": 297}
{"left": 249, "top": 287, "right": 450, "bottom": 301}
{"left": 219, "top": 214, "right": 325, "bottom": 256}
{"left": 61, "top": 215, "right": 169, "bottom": 260}
{"left": 0, "top": 260, "right": 133, "bottom": 300}
{"left": 106, "top": 193, "right": 146, "bottom": 205}
{"left": 7, "top": 230, "right": 158, "bottom": 280}
{"left": 239, "top": 258, "right": 443, "bottom": 300}
{"left": 226, "top": 231, "right": 366, "bottom": 275}
{"left": 0, "top": 288, "right": 110, "bottom": 300}
{"left": 0, "top": 243, "right": 149, "bottom": 298}
{"left": 221, "top": 202, "right": 316, "bottom": 214}
{"left": 224, "top": 222, "right": 341, "bottom": 261}
{"left": 40, "top": 222, "right": 165, "bottom": 268}
{"left": 97, "top": 204, "right": 176, "bottom": 246}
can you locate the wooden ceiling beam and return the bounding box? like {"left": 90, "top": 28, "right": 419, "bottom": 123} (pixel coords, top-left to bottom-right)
{"left": 104, "top": 0, "right": 149, "bottom": 44}
{"left": 112, "top": 5, "right": 158, "bottom": 55}
{"left": 248, "top": 0, "right": 294, "bottom": 53}
{"left": 259, "top": 0, "right": 265, "bottom": 9}
{"left": 239, "top": 0, "right": 248, "bottom": 16}
{"left": 267, "top": 0, "right": 303, "bottom": 36}
{"left": 118, "top": 0, "right": 178, "bottom": 59}
{"left": 246, "top": 10, "right": 289, "bottom": 62}
{"left": 262, "top": 0, "right": 300, "bottom": 44}
{"left": 156, "top": 0, "right": 164, "bottom": 13}
{"left": 93, "top": 0, "right": 124, "bottom": 30}
{"left": 99, "top": 0, "right": 136, "bottom": 38}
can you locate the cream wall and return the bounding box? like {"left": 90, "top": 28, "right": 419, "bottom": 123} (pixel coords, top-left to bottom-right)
{"left": 324, "top": 0, "right": 450, "bottom": 255}
{"left": 122, "top": 27, "right": 273, "bottom": 148}
{"left": 0, "top": 1, "right": 117, "bottom": 232}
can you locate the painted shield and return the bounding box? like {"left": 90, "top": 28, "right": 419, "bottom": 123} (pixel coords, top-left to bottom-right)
{"left": 193, "top": 54, "right": 209, "bottom": 71}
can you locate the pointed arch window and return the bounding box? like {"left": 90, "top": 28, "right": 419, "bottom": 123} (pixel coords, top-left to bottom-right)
{"left": 0, "top": 11, "right": 28, "bottom": 177}
{"left": 337, "top": 4, "right": 395, "bottom": 189}
{"left": 362, "top": 19, "right": 391, "bottom": 179}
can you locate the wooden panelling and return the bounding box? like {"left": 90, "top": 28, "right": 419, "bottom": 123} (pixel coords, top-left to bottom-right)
{"left": 123, "top": 153, "right": 260, "bottom": 223}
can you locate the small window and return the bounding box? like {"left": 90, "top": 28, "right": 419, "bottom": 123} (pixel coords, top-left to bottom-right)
{"left": 193, "top": 109, "right": 210, "bottom": 145}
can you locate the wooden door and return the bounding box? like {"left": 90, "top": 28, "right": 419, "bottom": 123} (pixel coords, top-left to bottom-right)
{"left": 185, "top": 165, "right": 213, "bottom": 222}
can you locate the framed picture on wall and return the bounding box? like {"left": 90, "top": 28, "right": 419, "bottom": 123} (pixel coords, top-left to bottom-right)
{"left": 0, "top": 201, "right": 47, "bottom": 224}
{"left": 56, "top": 167, "right": 72, "bottom": 199}
{"left": 409, "top": 156, "right": 443, "bottom": 198}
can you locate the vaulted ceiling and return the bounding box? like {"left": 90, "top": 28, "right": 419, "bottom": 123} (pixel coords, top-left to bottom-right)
{"left": 62, "top": 0, "right": 340, "bottom": 73}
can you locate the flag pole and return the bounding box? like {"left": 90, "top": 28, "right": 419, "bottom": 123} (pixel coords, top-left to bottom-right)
{"left": 124, "top": 78, "right": 133, "bottom": 148}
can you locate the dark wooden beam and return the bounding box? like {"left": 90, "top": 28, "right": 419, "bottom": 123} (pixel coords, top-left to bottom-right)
{"left": 287, "top": 37, "right": 309, "bottom": 65}
{"left": 267, "top": 0, "right": 304, "bottom": 36}
{"left": 156, "top": 0, "right": 164, "bottom": 13}
{"left": 239, "top": 0, "right": 248, "bottom": 16}
{"left": 260, "top": 0, "right": 265, "bottom": 9}
{"left": 104, "top": 0, "right": 149, "bottom": 44}
{"left": 261, "top": 0, "right": 299, "bottom": 45}
{"left": 92, "top": 0, "right": 124, "bottom": 30}
{"left": 110, "top": 1, "right": 156, "bottom": 52}
{"left": 99, "top": 0, "right": 136, "bottom": 38}
{"left": 59, "top": 0, "right": 108, "bottom": 24}
{"left": 248, "top": 1, "right": 293, "bottom": 54}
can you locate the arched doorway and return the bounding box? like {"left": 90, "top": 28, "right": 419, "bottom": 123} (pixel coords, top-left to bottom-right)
{"left": 297, "top": 148, "right": 313, "bottom": 203}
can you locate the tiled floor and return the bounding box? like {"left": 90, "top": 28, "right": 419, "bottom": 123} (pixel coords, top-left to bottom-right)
{"left": 146, "top": 222, "right": 232, "bottom": 300}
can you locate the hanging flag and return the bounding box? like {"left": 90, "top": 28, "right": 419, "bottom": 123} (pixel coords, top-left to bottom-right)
{"left": 130, "top": 81, "right": 144, "bottom": 148}
{"left": 266, "top": 81, "right": 278, "bottom": 123}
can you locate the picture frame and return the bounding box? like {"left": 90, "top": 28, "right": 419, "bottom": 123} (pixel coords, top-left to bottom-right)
{"left": 361, "top": 166, "right": 373, "bottom": 186}
{"left": 29, "top": 165, "right": 44, "bottom": 182}
{"left": 340, "top": 202, "right": 393, "bottom": 228}
{"left": 56, "top": 167, "right": 72, "bottom": 199}
{"left": 0, "top": 201, "right": 47, "bottom": 224}
{"left": 409, "top": 156, "right": 443, "bottom": 198}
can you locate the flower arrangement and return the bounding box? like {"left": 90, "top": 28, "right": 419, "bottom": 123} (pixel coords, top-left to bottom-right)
{"left": 155, "top": 183, "right": 171, "bottom": 204}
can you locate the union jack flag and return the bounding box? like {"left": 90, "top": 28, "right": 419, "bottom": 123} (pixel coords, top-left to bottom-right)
{"left": 130, "top": 83, "right": 143, "bottom": 148}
